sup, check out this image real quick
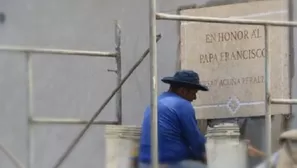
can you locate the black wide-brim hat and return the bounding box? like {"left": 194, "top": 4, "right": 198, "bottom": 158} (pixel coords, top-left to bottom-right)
{"left": 161, "top": 70, "right": 209, "bottom": 91}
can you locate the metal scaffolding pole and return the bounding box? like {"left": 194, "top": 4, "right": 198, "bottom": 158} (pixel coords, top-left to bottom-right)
{"left": 29, "top": 118, "right": 118, "bottom": 125}
{"left": 156, "top": 13, "right": 297, "bottom": 26}
{"left": 271, "top": 99, "right": 297, "bottom": 104}
{"left": 0, "top": 143, "right": 26, "bottom": 168}
{"left": 264, "top": 25, "right": 271, "bottom": 168}
{"left": 25, "top": 52, "right": 34, "bottom": 168}
{"left": 115, "top": 20, "right": 122, "bottom": 125}
{"left": 149, "top": 0, "right": 158, "bottom": 167}
{"left": 0, "top": 46, "right": 117, "bottom": 57}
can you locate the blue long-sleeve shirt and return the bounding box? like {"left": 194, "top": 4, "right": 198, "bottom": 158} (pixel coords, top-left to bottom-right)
{"left": 138, "top": 91, "right": 206, "bottom": 163}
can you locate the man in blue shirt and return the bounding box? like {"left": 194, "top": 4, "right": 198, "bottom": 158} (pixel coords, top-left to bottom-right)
{"left": 138, "top": 70, "right": 208, "bottom": 168}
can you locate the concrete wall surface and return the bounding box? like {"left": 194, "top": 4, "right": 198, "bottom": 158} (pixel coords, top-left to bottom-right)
{"left": 0, "top": 0, "right": 294, "bottom": 168}
{"left": 0, "top": 0, "right": 207, "bottom": 167}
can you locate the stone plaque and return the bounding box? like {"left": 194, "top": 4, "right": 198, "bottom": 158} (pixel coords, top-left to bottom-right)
{"left": 180, "top": 0, "right": 290, "bottom": 119}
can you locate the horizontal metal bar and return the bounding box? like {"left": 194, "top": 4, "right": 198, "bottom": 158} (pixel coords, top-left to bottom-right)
{"left": 271, "top": 98, "right": 297, "bottom": 105}
{"left": 156, "top": 13, "right": 297, "bottom": 27}
{"left": 29, "top": 117, "right": 118, "bottom": 125}
{"left": 0, "top": 46, "right": 117, "bottom": 57}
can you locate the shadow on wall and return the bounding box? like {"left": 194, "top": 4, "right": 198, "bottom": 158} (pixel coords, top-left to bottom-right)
{"left": 0, "top": 12, "right": 5, "bottom": 24}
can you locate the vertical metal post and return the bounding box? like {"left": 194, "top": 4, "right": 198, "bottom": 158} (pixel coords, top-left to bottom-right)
{"left": 289, "top": 0, "right": 297, "bottom": 129}
{"left": 115, "top": 20, "right": 122, "bottom": 125}
{"left": 264, "top": 25, "right": 272, "bottom": 168}
{"left": 25, "top": 52, "right": 34, "bottom": 168}
{"left": 288, "top": 0, "right": 294, "bottom": 126}
{"left": 149, "top": 0, "right": 158, "bottom": 167}
{"left": 288, "top": 0, "right": 294, "bottom": 83}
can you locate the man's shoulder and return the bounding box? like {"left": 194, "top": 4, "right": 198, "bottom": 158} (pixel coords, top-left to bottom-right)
{"left": 159, "top": 93, "right": 193, "bottom": 112}
{"left": 159, "top": 94, "right": 183, "bottom": 104}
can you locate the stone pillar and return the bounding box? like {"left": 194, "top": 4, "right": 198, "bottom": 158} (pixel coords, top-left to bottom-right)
{"left": 206, "top": 123, "right": 248, "bottom": 168}
{"left": 105, "top": 125, "right": 141, "bottom": 168}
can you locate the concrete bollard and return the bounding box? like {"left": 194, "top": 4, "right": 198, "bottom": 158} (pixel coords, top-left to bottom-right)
{"left": 206, "top": 123, "right": 248, "bottom": 168}
{"left": 105, "top": 125, "right": 141, "bottom": 168}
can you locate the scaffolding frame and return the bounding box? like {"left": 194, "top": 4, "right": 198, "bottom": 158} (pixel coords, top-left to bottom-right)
{"left": 0, "top": 22, "right": 122, "bottom": 168}
{"left": 149, "top": 2, "right": 297, "bottom": 168}
{"left": 3, "top": 2, "right": 296, "bottom": 168}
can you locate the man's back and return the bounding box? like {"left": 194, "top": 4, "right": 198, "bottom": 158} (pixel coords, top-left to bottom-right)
{"left": 138, "top": 92, "right": 205, "bottom": 163}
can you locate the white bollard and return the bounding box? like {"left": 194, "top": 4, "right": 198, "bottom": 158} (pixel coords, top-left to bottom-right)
{"left": 105, "top": 125, "right": 141, "bottom": 168}
{"left": 206, "top": 123, "right": 248, "bottom": 168}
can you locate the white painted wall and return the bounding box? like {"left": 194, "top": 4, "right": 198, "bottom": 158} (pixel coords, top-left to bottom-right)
{"left": 0, "top": 0, "right": 207, "bottom": 167}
